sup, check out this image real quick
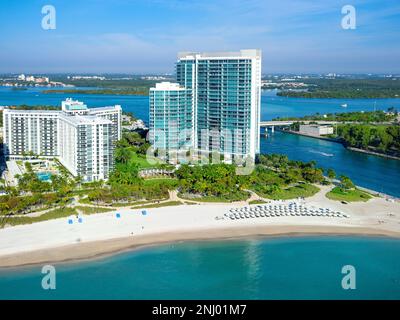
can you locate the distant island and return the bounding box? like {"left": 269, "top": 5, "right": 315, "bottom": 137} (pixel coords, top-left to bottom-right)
{"left": 42, "top": 88, "right": 149, "bottom": 96}
{"left": 39, "top": 76, "right": 169, "bottom": 96}
{"left": 275, "top": 78, "right": 400, "bottom": 99}
{"left": 273, "top": 110, "right": 399, "bottom": 123}
{"left": 277, "top": 90, "right": 400, "bottom": 99}
{"left": 8, "top": 75, "right": 400, "bottom": 99}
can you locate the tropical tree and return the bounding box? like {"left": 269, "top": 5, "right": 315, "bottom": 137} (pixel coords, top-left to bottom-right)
{"left": 327, "top": 168, "right": 336, "bottom": 180}
{"left": 115, "top": 148, "right": 131, "bottom": 164}
{"left": 339, "top": 175, "right": 355, "bottom": 190}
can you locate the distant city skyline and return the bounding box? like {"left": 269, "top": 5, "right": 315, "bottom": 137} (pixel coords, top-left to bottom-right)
{"left": 0, "top": 0, "right": 399, "bottom": 74}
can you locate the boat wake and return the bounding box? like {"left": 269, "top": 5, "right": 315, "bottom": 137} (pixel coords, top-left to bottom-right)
{"left": 308, "top": 150, "right": 334, "bottom": 157}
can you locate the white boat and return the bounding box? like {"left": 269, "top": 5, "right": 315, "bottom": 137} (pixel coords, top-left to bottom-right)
{"left": 341, "top": 103, "right": 348, "bottom": 108}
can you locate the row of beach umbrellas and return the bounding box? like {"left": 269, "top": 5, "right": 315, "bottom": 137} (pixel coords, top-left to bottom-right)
{"left": 226, "top": 203, "right": 349, "bottom": 220}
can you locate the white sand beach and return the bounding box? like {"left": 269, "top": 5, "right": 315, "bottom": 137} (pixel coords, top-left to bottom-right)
{"left": 0, "top": 186, "right": 399, "bottom": 268}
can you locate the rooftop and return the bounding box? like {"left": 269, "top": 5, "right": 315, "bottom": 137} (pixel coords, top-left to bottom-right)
{"left": 88, "top": 105, "right": 122, "bottom": 112}
{"left": 62, "top": 98, "right": 88, "bottom": 111}
{"left": 178, "top": 49, "right": 261, "bottom": 60}
{"left": 3, "top": 109, "right": 60, "bottom": 114}
{"left": 59, "top": 114, "right": 112, "bottom": 126}
{"left": 150, "top": 82, "right": 186, "bottom": 91}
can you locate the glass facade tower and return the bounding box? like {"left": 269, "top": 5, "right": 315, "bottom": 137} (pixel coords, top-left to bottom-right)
{"left": 149, "top": 82, "right": 193, "bottom": 158}
{"left": 176, "top": 49, "right": 261, "bottom": 161}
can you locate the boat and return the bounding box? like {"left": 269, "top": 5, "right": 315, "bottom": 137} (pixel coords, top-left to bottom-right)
{"left": 341, "top": 103, "right": 348, "bottom": 108}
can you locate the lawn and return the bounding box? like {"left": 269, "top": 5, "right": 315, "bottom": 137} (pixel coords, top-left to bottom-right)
{"left": 75, "top": 206, "right": 114, "bottom": 214}
{"left": 0, "top": 207, "right": 77, "bottom": 228}
{"left": 129, "top": 152, "right": 156, "bottom": 169}
{"left": 257, "top": 184, "right": 320, "bottom": 200}
{"left": 109, "top": 200, "right": 152, "bottom": 207}
{"left": 326, "top": 187, "right": 372, "bottom": 202}
{"left": 131, "top": 201, "right": 183, "bottom": 209}
{"left": 248, "top": 199, "right": 268, "bottom": 205}
{"left": 129, "top": 152, "right": 172, "bottom": 169}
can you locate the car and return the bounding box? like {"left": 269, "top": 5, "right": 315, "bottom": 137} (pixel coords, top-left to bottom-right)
{"left": 341, "top": 201, "right": 348, "bottom": 204}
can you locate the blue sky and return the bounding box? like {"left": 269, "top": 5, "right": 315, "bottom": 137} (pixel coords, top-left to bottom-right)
{"left": 0, "top": 0, "right": 399, "bottom": 73}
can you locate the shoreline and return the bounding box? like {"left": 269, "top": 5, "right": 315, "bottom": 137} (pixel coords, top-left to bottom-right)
{"left": 1, "top": 225, "right": 399, "bottom": 269}
{"left": 0, "top": 185, "right": 399, "bottom": 268}
{"left": 279, "top": 129, "right": 400, "bottom": 161}
{"left": 345, "top": 146, "right": 400, "bottom": 160}
{"left": 280, "top": 129, "right": 341, "bottom": 143}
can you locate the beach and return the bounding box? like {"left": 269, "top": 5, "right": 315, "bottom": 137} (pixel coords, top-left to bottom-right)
{"left": 0, "top": 186, "right": 399, "bottom": 268}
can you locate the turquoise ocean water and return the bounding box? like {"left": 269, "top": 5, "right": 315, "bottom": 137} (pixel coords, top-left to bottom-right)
{"left": 0, "top": 236, "right": 399, "bottom": 299}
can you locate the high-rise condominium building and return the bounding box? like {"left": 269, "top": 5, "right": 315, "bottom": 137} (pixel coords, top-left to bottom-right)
{"left": 149, "top": 82, "right": 193, "bottom": 157}
{"left": 149, "top": 49, "right": 261, "bottom": 162}
{"left": 3, "top": 99, "right": 122, "bottom": 181}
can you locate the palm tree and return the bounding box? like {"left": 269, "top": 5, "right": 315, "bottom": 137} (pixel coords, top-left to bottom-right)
{"left": 74, "top": 175, "right": 83, "bottom": 189}
{"left": 115, "top": 148, "right": 131, "bottom": 164}
{"left": 327, "top": 168, "right": 336, "bottom": 180}
{"left": 339, "top": 175, "right": 355, "bottom": 190}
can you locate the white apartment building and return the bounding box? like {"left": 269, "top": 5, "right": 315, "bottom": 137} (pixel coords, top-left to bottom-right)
{"left": 58, "top": 114, "right": 114, "bottom": 181}
{"left": 3, "top": 110, "right": 60, "bottom": 158}
{"left": 3, "top": 99, "right": 122, "bottom": 181}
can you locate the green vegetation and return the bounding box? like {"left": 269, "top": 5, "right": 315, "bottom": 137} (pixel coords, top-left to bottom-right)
{"left": 0, "top": 194, "right": 59, "bottom": 215}
{"left": 143, "top": 178, "right": 178, "bottom": 189}
{"left": 179, "top": 192, "right": 249, "bottom": 203}
{"left": 175, "top": 154, "right": 325, "bottom": 202}
{"left": 273, "top": 110, "right": 398, "bottom": 123}
{"left": 131, "top": 201, "right": 182, "bottom": 209}
{"left": 43, "top": 88, "right": 149, "bottom": 96}
{"left": 326, "top": 175, "right": 371, "bottom": 202}
{"left": 176, "top": 164, "right": 249, "bottom": 202}
{"left": 338, "top": 175, "right": 355, "bottom": 190}
{"left": 109, "top": 200, "right": 153, "bottom": 207}
{"left": 249, "top": 155, "right": 324, "bottom": 199}
{"left": 50, "top": 76, "right": 164, "bottom": 90}
{"left": 114, "top": 131, "right": 166, "bottom": 170}
{"left": 0, "top": 103, "right": 359, "bottom": 226}
{"left": 260, "top": 183, "right": 320, "bottom": 200}
{"left": 86, "top": 183, "right": 170, "bottom": 205}
{"left": 327, "top": 168, "right": 336, "bottom": 180}
{"left": 336, "top": 124, "right": 400, "bottom": 157}
{"left": 75, "top": 206, "right": 114, "bottom": 214}
{"left": 276, "top": 110, "right": 400, "bottom": 158}
{"left": 248, "top": 199, "right": 268, "bottom": 205}
{"left": 40, "top": 77, "right": 168, "bottom": 96}
{"left": 129, "top": 152, "right": 158, "bottom": 169}
{"left": 85, "top": 132, "right": 177, "bottom": 206}
{"left": 0, "top": 207, "right": 77, "bottom": 228}
{"left": 277, "top": 78, "right": 400, "bottom": 99}
{"left": 326, "top": 187, "right": 372, "bottom": 202}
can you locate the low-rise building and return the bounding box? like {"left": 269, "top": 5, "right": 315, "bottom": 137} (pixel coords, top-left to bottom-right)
{"left": 299, "top": 124, "right": 334, "bottom": 136}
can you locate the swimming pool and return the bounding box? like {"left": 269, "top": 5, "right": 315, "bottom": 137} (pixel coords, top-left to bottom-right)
{"left": 36, "top": 172, "right": 52, "bottom": 182}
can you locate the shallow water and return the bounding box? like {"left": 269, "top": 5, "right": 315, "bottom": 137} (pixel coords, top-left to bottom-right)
{"left": 0, "top": 236, "right": 399, "bottom": 299}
